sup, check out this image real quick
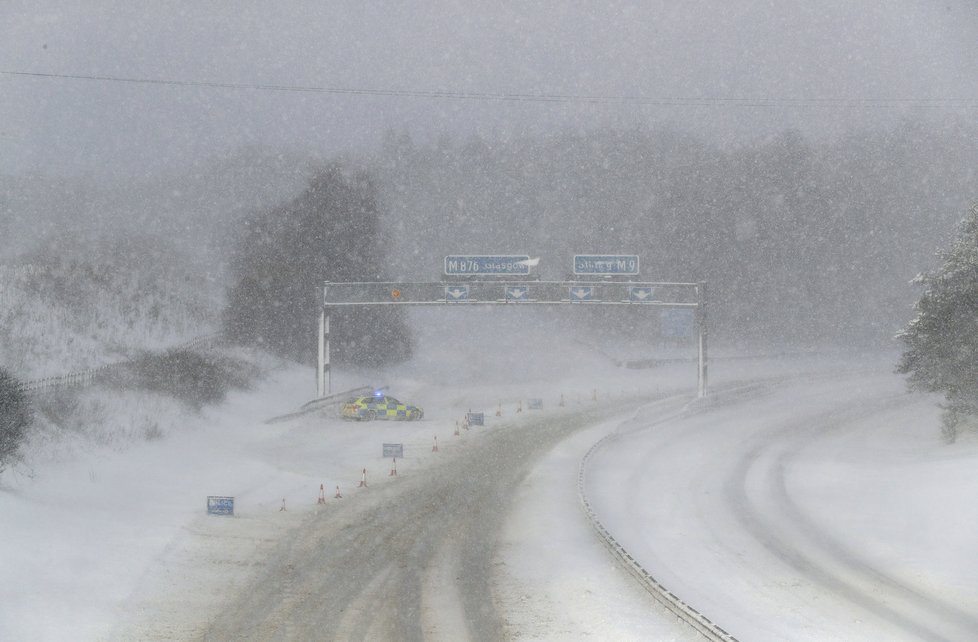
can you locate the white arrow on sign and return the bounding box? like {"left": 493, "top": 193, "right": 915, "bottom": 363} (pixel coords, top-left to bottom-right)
{"left": 630, "top": 287, "right": 654, "bottom": 301}
{"left": 515, "top": 257, "right": 541, "bottom": 268}
{"left": 446, "top": 287, "right": 468, "bottom": 300}
{"left": 506, "top": 286, "right": 529, "bottom": 300}
{"left": 570, "top": 287, "right": 594, "bottom": 300}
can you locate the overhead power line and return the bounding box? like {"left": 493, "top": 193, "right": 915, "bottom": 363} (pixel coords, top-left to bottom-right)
{"left": 2, "top": 69, "right": 976, "bottom": 109}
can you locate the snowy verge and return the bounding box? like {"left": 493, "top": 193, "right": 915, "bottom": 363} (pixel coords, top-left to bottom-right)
{"left": 494, "top": 410, "right": 701, "bottom": 641}
{"left": 578, "top": 396, "right": 739, "bottom": 642}
{"left": 586, "top": 369, "right": 978, "bottom": 641}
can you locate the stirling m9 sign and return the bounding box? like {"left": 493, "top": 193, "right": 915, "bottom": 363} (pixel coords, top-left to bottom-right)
{"left": 444, "top": 255, "right": 531, "bottom": 276}
{"left": 573, "top": 254, "right": 639, "bottom": 276}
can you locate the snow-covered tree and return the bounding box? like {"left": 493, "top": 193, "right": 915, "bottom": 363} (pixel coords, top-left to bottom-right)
{"left": 897, "top": 202, "right": 978, "bottom": 440}
{"left": 223, "top": 163, "right": 412, "bottom": 366}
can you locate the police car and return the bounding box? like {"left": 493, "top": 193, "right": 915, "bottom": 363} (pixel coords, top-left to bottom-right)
{"left": 340, "top": 392, "right": 424, "bottom": 421}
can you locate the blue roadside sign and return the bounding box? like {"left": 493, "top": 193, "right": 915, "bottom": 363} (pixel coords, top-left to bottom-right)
{"left": 660, "top": 308, "right": 695, "bottom": 338}
{"left": 383, "top": 443, "right": 404, "bottom": 458}
{"left": 466, "top": 412, "right": 485, "bottom": 426}
{"left": 207, "top": 496, "right": 234, "bottom": 516}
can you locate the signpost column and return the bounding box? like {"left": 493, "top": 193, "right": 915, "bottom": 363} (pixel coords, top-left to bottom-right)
{"left": 697, "top": 281, "right": 708, "bottom": 398}
{"left": 318, "top": 286, "right": 331, "bottom": 397}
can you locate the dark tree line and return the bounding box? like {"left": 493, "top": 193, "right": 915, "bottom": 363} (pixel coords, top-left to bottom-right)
{"left": 370, "top": 118, "right": 978, "bottom": 348}
{"left": 220, "top": 118, "right": 977, "bottom": 374}
{"left": 223, "top": 164, "right": 412, "bottom": 366}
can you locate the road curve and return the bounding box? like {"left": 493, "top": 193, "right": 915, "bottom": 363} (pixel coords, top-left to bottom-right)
{"left": 202, "top": 404, "right": 647, "bottom": 641}
{"left": 585, "top": 370, "right": 978, "bottom": 641}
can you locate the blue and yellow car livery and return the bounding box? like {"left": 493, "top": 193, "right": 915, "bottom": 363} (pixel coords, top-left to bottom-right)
{"left": 340, "top": 394, "right": 424, "bottom": 421}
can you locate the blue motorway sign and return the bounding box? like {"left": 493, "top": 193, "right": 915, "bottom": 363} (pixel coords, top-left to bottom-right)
{"left": 573, "top": 254, "right": 640, "bottom": 275}
{"left": 568, "top": 286, "right": 595, "bottom": 302}
{"left": 445, "top": 255, "right": 531, "bottom": 276}
{"left": 207, "top": 496, "right": 235, "bottom": 516}
{"left": 629, "top": 286, "right": 655, "bottom": 302}
{"left": 383, "top": 443, "right": 404, "bottom": 458}
{"left": 466, "top": 412, "right": 485, "bottom": 426}
{"left": 505, "top": 286, "right": 530, "bottom": 301}
{"left": 660, "top": 308, "right": 695, "bottom": 338}
{"left": 445, "top": 285, "right": 469, "bottom": 302}
{"left": 527, "top": 398, "right": 543, "bottom": 410}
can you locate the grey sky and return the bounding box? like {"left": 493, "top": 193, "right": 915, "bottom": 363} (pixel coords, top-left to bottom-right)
{"left": 2, "top": 1, "right": 976, "bottom": 178}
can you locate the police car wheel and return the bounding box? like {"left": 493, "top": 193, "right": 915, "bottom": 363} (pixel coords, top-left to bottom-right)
{"left": 365, "top": 410, "right": 376, "bottom": 421}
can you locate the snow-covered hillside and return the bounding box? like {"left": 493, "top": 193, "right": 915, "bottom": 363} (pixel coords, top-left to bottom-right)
{"left": 0, "top": 241, "right": 220, "bottom": 379}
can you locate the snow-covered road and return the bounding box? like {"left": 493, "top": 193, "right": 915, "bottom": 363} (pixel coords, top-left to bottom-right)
{"left": 191, "top": 406, "right": 654, "bottom": 641}
{"left": 4, "top": 354, "right": 978, "bottom": 641}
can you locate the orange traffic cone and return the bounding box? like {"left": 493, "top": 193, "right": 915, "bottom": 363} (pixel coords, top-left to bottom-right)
{"left": 432, "top": 436, "right": 439, "bottom": 452}
{"left": 318, "top": 484, "right": 326, "bottom": 505}
{"left": 359, "top": 468, "right": 367, "bottom": 487}
{"left": 334, "top": 485, "right": 343, "bottom": 499}
{"left": 390, "top": 458, "right": 397, "bottom": 476}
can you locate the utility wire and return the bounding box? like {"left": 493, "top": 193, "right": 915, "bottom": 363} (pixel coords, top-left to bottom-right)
{"left": 2, "top": 69, "right": 976, "bottom": 109}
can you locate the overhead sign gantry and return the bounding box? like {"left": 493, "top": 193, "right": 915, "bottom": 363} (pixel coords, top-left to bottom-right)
{"left": 318, "top": 255, "right": 708, "bottom": 398}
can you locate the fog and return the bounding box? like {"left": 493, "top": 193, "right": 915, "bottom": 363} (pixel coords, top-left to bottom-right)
{"left": 4, "top": 7, "right": 978, "bottom": 638}
{"left": 2, "top": 2, "right": 978, "bottom": 352}
{"left": 3, "top": 2, "right": 976, "bottom": 177}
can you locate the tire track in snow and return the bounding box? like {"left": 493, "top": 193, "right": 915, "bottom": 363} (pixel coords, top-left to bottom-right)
{"left": 724, "top": 390, "right": 978, "bottom": 641}
{"left": 199, "top": 403, "right": 643, "bottom": 641}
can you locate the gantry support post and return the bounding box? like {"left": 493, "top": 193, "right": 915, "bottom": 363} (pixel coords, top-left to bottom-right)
{"left": 697, "top": 281, "right": 708, "bottom": 398}
{"left": 317, "top": 286, "right": 331, "bottom": 397}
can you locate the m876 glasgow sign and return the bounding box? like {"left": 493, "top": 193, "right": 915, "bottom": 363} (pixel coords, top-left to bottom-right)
{"left": 444, "top": 255, "right": 531, "bottom": 276}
